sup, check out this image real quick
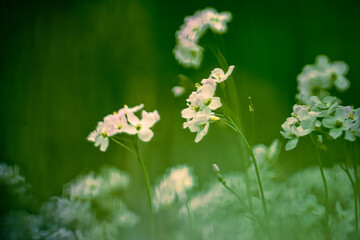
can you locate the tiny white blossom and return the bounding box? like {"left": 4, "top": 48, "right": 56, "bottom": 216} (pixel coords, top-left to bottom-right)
{"left": 204, "top": 9, "right": 232, "bottom": 33}
{"left": 173, "top": 8, "right": 232, "bottom": 68}
{"left": 184, "top": 115, "right": 211, "bottom": 143}
{"left": 87, "top": 121, "right": 112, "bottom": 152}
{"left": 296, "top": 55, "right": 350, "bottom": 104}
{"left": 322, "top": 107, "right": 353, "bottom": 139}
{"left": 153, "top": 165, "right": 195, "bottom": 211}
{"left": 173, "top": 39, "right": 204, "bottom": 68}
{"left": 172, "top": 86, "right": 185, "bottom": 97}
{"left": 209, "top": 65, "right": 235, "bottom": 83}
{"left": 127, "top": 110, "right": 160, "bottom": 142}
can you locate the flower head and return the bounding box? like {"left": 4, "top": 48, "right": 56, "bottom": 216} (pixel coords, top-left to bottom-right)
{"left": 182, "top": 66, "right": 233, "bottom": 142}
{"left": 88, "top": 104, "right": 160, "bottom": 151}
{"left": 296, "top": 55, "right": 350, "bottom": 104}
{"left": 173, "top": 8, "right": 232, "bottom": 68}
{"left": 126, "top": 110, "right": 160, "bottom": 142}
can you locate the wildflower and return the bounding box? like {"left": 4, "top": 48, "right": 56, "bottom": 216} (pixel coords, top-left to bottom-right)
{"left": 344, "top": 117, "right": 360, "bottom": 141}
{"left": 204, "top": 9, "right": 232, "bottom": 33}
{"left": 153, "top": 165, "right": 195, "bottom": 211}
{"left": 66, "top": 174, "right": 103, "bottom": 201}
{"left": 296, "top": 55, "right": 350, "bottom": 104}
{"left": 281, "top": 120, "right": 312, "bottom": 151}
{"left": 182, "top": 66, "right": 233, "bottom": 142}
{"left": 209, "top": 65, "right": 235, "bottom": 83}
{"left": 184, "top": 115, "right": 211, "bottom": 143}
{"left": 126, "top": 110, "right": 160, "bottom": 142}
{"left": 322, "top": 106, "right": 353, "bottom": 139}
{"left": 308, "top": 96, "right": 339, "bottom": 117}
{"left": 173, "top": 39, "right": 204, "bottom": 68}
{"left": 173, "top": 8, "right": 232, "bottom": 68}
{"left": 87, "top": 121, "right": 112, "bottom": 152}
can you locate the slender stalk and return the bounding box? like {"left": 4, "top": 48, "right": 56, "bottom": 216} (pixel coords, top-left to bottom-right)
{"left": 221, "top": 181, "right": 258, "bottom": 222}
{"left": 133, "top": 140, "right": 155, "bottom": 240}
{"left": 221, "top": 119, "right": 254, "bottom": 210}
{"left": 354, "top": 143, "right": 360, "bottom": 217}
{"left": 110, "top": 138, "right": 137, "bottom": 157}
{"left": 342, "top": 143, "right": 359, "bottom": 239}
{"left": 227, "top": 117, "right": 269, "bottom": 217}
{"left": 343, "top": 162, "right": 359, "bottom": 238}
{"left": 310, "top": 135, "right": 330, "bottom": 240}
{"left": 224, "top": 116, "right": 271, "bottom": 239}
{"left": 185, "top": 199, "right": 196, "bottom": 239}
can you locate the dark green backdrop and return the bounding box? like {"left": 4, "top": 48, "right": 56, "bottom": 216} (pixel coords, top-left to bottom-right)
{"left": 1, "top": 0, "right": 360, "bottom": 210}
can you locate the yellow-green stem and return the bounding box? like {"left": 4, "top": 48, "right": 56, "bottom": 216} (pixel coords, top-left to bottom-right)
{"left": 134, "top": 140, "right": 155, "bottom": 240}
{"left": 225, "top": 116, "right": 271, "bottom": 239}
{"left": 310, "top": 135, "right": 330, "bottom": 240}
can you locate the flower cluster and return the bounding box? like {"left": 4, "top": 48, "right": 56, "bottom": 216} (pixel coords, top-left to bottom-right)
{"left": 173, "top": 8, "right": 232, "bottom": 68}
{"left": 31, "top": 166, "right": 139, "bottom": 240}
{"left": 281, "top": 96, "right": 360, "bottom": 150}
{"left": 182, "top": 66, "right": 234, "bottom": 142}
{"left": 153, "top": 165, "right": 196, "bottom": 212}
{"left": 88, "top": 104, "right": 160, "bottom": 151}
{"left": 296, "top": 55, "right": 350, "bottom": 104}
{"left": 0, "top": 162, "right": 31, "bottom": 204}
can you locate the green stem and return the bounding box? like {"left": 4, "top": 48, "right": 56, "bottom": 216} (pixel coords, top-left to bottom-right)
{"left": 110, "top": 137, "right": 137, "bottom": 157}
{"left": 221, "top": 119, "right": 254, "bottom": 210}
{"left": 134, "top": 140, "right": 155, "bottom": 240}
{"left": 224, "top": 116, "right": 271, "bottom": 238}
{"left": 221, "top": 181, "right": 258, "bottom": 222}
{"left": 185, "top": 199, "right": 196, "bottom": 239}
{"left": 342, "top": 143, "right": 359, "bottom": 239}
{"left": 343, "top": 162, "right": 359, "bottom": 238}
{"left": 310, "top": 135, "right": 330, "bottom": 240}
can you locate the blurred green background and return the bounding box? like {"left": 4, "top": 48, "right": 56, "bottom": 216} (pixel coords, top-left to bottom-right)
{"left": 1, "top": 0, "right": 360, "bottom": 213}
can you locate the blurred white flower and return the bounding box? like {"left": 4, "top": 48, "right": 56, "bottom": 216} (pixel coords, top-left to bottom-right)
{"left": 204, "top": 9, "right": 232, "bottom": 33}
{"left": 173, "top": 39, "right": 203, "bottom": 68}
{"left": 153, "top": 165, "right": 195, "bottom": 211}
{"left": 171, "top": 86, "right": 185, "bottom": 97}
{"left": 173, "top": 8, "right": 232, "bottom": 68}
{"left": 66, "top": 174, "right": 103, "bottom": 201}
{"left": 296, "top": 55, "right": 350, "bottom": 104}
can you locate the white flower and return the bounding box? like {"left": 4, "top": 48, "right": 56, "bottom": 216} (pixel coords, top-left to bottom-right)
{"left": 184, "top": 115, "right": 212, "bottom": 143}
{"left": 153, "top": 165, "right": 195, "bottom": 211}
{"left": 322, "top": 106, "right": 353, "bottom": 139}
{"left": 173, "top": 39, "right": 204, "bottom": 68}
{"left": 87, "top": 121, "right": 113, "bottom": 152}
{"left": 173, "top": 8, "right": 232, "bottom": 68}
{"left": 281, "top": 120, "right": 312, "bottom": 151}
{"left": 66, "top": 174, "right": 103, "bottom": 201}
{"left": 172, "top": 86, "right": 185, "bottom": 97}
{"left": 103, "top": 112, "right": 133, "bottom": 136}
{"left": 118, "top": 103, "right": 144, "bottom": 117}
{"left": 296, "top": 55, "right": 350, "bottom": 104}
{"left": 126, "top": 110, "right": 160, "bottom": 142}
{"left": 204, "top": 9, "right": 232, "bottom": 33}
{"left": 344, "top": 120, "right": 360, "bottom": 141}
{"left": 209, "top": 65, "right": 235, "bottom": 83}
{"left": 178, "top": 12, "right": 208, "bottom": 42}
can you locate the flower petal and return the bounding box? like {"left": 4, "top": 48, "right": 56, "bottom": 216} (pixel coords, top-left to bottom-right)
{"left": 329, "top": 128, "right": 343, "bottom": 139}
{"left": 138, "top": 128, "right": 154, "bottom": 142}
{"left": 285, "top": 138, "right": 299, "bottom": 151}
